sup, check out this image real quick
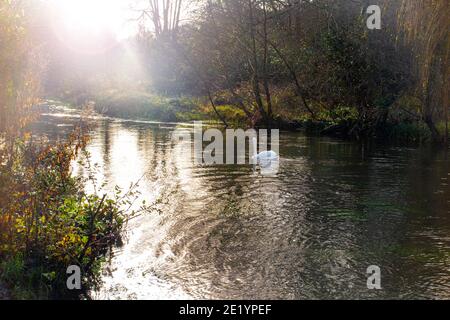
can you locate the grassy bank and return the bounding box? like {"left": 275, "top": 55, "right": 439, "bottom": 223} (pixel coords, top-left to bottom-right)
{"left": 57, "top": 88, "right": 448, "bottom": 145}
{"left": 60, "top": 89, "right": 209, "bottom": 123}
{"left": 58, "top": 89, "right": 251, "bottom": 126}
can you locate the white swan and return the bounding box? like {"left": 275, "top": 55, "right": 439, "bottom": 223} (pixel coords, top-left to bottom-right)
{"left": 252, "top": 137, "right": 279, "bottom": 169}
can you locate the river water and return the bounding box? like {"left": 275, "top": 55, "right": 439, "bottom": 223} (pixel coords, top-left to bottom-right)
{"left": 34, "top": 106, "right": 450, "bottom": 300}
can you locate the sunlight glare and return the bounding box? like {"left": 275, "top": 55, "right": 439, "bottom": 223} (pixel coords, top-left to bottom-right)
{"left": 52, "top": 0, "right": 133, "bottom": 40}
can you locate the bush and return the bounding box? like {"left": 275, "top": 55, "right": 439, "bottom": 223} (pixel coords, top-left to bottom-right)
{"left": 0, "top": 128, "right": 144, "bottom": 299}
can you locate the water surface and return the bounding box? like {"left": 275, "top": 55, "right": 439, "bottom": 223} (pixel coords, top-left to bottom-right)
{"left": 34, "top": 106, "right": 450, "bottom": 299}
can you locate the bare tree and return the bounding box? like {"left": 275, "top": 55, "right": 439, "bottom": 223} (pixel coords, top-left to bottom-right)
{"left": 398, "top": 0, "right": 450, "bottom": 143}
{"left": 136, "top": 0, "right": 184, "bottom": 39}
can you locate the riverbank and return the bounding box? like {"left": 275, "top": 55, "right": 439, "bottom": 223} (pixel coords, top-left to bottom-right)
{"left": 0, "top": 126, "right": 133, "bottom": 300}
{"left": 54, "top": 89, "right": 449, "bottom": 146}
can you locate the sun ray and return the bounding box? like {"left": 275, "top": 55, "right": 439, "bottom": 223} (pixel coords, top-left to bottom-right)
{"left": 51, "top": 0, "right": 135, "bottom": 41}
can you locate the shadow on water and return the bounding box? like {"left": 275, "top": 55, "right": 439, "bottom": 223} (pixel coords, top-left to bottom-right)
{"left": 32, "top": 107, "right": 450, "bottom": 299}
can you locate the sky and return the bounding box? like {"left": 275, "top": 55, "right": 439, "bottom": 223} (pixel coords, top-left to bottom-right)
{"left": 46, "top": 0, "right": 196, "bottom": 56}
{"left": 48, "top": 0, "right": 195, "bottom": 41}
{"left": 49, "top": 0, "right": 140, "bottom": 41}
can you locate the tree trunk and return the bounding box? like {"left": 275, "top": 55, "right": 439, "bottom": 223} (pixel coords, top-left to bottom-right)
{"left": 248, "top": 0, "right": 269, "bottom": 126}
{"left": 262, "top": 0, "right": 273, "bottom": 127}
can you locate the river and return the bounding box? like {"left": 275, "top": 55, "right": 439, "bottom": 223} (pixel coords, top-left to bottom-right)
{"left": 33, "top": 105, "right": 450, "bottom": 300}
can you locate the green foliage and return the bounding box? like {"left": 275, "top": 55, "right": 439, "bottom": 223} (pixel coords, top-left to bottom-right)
{"left": 0, "top": 130, "right": 132, "bottom": 299}
{"left": 63, "top": 89, "right": 213, "bottom": 123}
{"left": 384, "top": 122, "right": 432, "bottom": 144}
{"left": 214, "top": 105, "right": 248, "bottom": 127}
{"left": 317, "top": 106, "right": 359, "bottom": 125}
{"left": 94, "top": 90, "right": 177, "bottom": 122}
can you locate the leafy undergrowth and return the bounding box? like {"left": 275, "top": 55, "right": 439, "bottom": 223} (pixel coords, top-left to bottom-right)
{"left": 0, "top": 128, "right": 148, "bottom": 299}
{"left": 59, "top": 88, "right": 446, "bottom": 146}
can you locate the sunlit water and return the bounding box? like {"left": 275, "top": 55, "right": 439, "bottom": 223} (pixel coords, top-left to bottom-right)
{"left": 33, "top": 106, "right": 450, "bottom": 300}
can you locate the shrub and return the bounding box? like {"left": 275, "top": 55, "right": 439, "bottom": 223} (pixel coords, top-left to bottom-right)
{"left": 0, "top": 127, "right": 145, "bottom": 299}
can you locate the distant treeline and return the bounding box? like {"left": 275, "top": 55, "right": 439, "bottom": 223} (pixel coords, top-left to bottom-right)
{"left": 42, "top": 0, "right": 449, "bottom": 144}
